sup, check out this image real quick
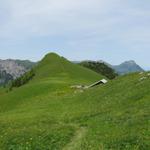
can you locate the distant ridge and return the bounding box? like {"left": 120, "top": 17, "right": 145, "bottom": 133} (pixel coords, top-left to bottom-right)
{"left": 73, "top": 60, "right": 144, "bottom": 75}
{"left": 0, "top": 53, "right": 145, "bottom": 86}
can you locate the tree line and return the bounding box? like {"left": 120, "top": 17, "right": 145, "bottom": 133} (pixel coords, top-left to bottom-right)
{"left": 80, "top": 61, "right": 118, "bottom": 79}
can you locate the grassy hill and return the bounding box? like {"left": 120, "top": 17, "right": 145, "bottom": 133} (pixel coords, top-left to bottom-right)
{"left": 0, "top": 53, "right": 149, "bottom": 150}
{"left": 33, "top": 53, "right": 103, "bottom": 83}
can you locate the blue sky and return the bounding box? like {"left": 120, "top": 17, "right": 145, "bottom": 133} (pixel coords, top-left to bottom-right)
{"left": 0, "top": 0, "right": 150, "bottom": 69}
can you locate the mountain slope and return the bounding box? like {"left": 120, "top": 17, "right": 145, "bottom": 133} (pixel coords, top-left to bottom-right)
{"left": 8, "top": 53, "right": 103, "bottom": 90}
{"left": 0, "top": 53, "right": 149, "bottom": 150}
{"left": 112, "top": 60, "right": 144, "bottom": 75}
{"left": 0, "top": 70, "right": 13, "bottom": 85}
{"left": 0, "top": 53, "right": 103, "bottom": 111}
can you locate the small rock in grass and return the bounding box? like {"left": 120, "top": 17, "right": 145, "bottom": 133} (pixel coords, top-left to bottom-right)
{"left": 139, "top": 72, "right": 144, "bottom": 75}
{"left": 139, "top": 77, "right": 147, "bottom": 81}
{"left": 147, "top": 73, "right": 150, "bottom": 76}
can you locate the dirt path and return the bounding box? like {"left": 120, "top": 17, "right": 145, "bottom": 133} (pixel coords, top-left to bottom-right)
{"left": 63, "top": 127, "right": 87, "bottom": 150}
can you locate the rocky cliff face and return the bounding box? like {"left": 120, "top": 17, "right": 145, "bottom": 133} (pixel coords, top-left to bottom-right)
{"left": 0, "top": 59, "right": 26, "bottom": 79}
{"left": 0, "top": 59, "right": 35, "bottom": 85}
{"left": 0, "top": 70, "right": 13, "bottom": 85}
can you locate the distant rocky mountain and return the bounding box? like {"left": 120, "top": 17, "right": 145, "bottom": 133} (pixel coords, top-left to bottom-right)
{"left": 112, "top": 60, "right": 144, "bottom": 75}
{"left": 73, "top": 60, "right": 144, "bottom": 75}
{"left": 0, "top": 59, "right": 36, "bottom": 86}
{"left": 15, "top": 60, "right": 36, "bottom": 70}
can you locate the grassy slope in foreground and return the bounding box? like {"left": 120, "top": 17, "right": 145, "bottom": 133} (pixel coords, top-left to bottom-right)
{"left": 0, "top": 54, "right": 149, "bottom": 150}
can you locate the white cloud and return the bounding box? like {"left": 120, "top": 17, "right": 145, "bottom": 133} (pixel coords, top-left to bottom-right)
{"left": 0, "top": 0, "right": 121, "bottom": 38}
{"left": 0, "top": 0, "right": 150, "bottom": 68}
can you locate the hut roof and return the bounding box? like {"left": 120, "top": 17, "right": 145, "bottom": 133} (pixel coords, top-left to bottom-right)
{"left": 88, "top": 79, "right": 108, "bottom": 88}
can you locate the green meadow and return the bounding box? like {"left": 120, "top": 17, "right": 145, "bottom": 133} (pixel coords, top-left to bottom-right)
{"left": 0, "top": 53, "right": 149, "bottom": 150}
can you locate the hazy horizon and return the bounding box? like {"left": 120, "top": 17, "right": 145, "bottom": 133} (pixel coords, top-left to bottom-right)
{"left": 0, "top": 0, "right": 150, "bottom": 70}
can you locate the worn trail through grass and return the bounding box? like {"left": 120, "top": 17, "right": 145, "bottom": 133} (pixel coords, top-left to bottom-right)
{"left": 63, "top": 126, "right": 87, "bottom": 150}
